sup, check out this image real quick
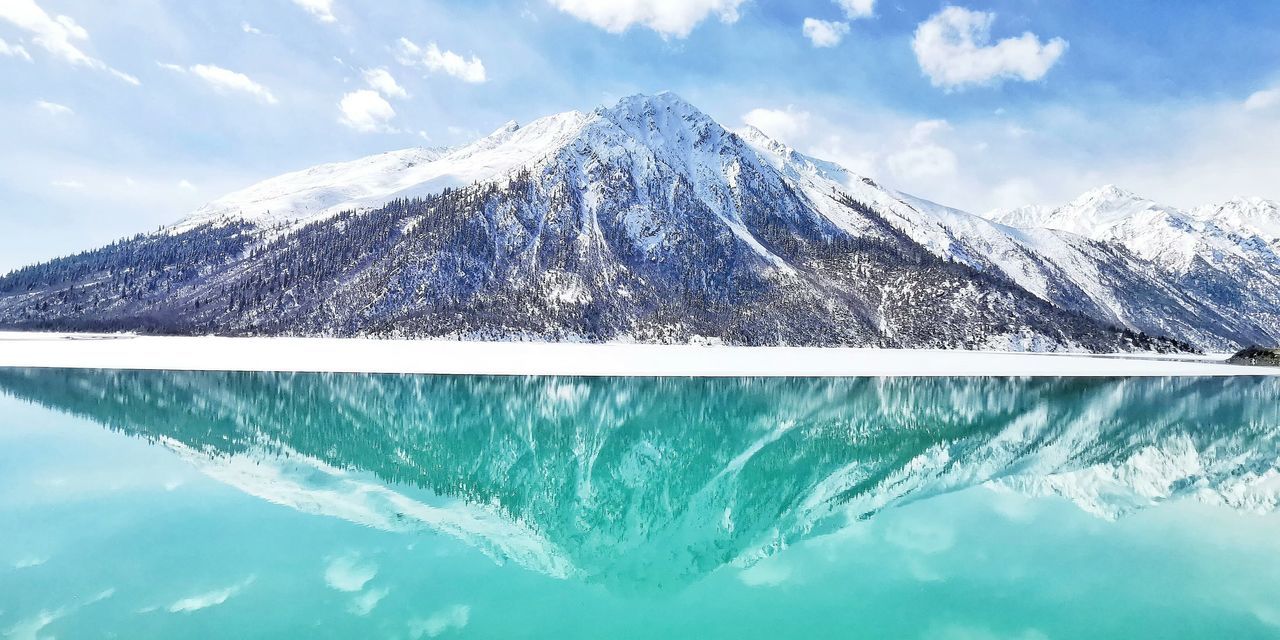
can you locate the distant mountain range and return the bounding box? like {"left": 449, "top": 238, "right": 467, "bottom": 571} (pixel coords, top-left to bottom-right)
{"left": 2, "top": 92, "right": 1277, "bottom": 351}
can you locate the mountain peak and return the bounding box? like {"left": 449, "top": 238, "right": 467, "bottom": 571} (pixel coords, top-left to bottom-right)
{"left": 734, "top": 124, "right": 790, "bottom": 154}
{"left": 1075, "top": 184, "right": 1142, "bottom": 204}
{"left": 611, "top": 91, "right": 695, "bottom": 110}
{"left": 602, "top": 92, "right": 713, "bottom": 127}
{"left": 490, "top": 119, "right": 521, "bottom": 136}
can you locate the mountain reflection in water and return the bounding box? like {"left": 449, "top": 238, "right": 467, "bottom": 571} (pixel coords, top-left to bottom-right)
{"left": 0, "top": 370, "right": 1277, "bottom": 590}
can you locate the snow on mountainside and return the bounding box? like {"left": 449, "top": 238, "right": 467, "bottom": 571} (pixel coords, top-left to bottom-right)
{"left": 734, "top": 136, "right": 1273, "bottom": 348}
{"left": 172, "top": 111, "right": 591, "bottom": 232}
{"left": 1, "top": 92, "right": 1276, "bottom": 350}
{"left": 988, "top": 185, "right": 1262, "bottom": 271}
{"left": 988, "top": 186, "right": 1280, "bottom": 347}
{"left": 1193, "top": 196, "right": 1280, "bottom": 244}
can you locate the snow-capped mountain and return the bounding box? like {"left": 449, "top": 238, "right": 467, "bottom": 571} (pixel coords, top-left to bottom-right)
{"left": 1193, "top": 196, "right": 1280, "bottom": 245}
{"left": 0, "top": 93, "right": 1275, "bottom": 350}
{"left": 2, "top": 368, "right": 1276, "bottom": 588}
{"left": 989, "top": 186, "right": 1280, "bottom": 348}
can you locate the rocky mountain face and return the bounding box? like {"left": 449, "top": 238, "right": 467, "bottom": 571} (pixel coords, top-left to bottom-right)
{"left": 1, "top": 93, "right": 1276, "bottom": 351}
{"left": 1, "top": 369, "right": 1276, "bottom": 589}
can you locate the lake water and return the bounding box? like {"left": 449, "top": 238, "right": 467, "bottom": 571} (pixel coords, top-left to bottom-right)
{"left": 1, "top": 369, "right": 1278, "bottom": 639}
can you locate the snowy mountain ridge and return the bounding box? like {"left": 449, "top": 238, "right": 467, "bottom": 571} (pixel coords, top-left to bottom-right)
{"left": 172, "top": 110, "right": 593, "bottom": 233}
{"left": 988, "top": 185, "right": 1280, "bottom": 271}
{"left": 2, "top": 92, "right": 1277, "bottom": 350}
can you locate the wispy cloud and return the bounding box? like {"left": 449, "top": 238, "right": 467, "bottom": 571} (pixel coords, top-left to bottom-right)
{"left": 241, "top": 22, "right": 262, "bottom": 35}
{"left": 885, "top": 119, "right": 958, "bottom": 181}
{"left": 292, "top": 0, "right": 337, "bottom": 24}
{"left": 13, "top": 555, "right": 48, "bottom": 569}
{"left": 348, "top": 586, "right": 389, "bottom": 616}
{"left": 0, "top": 0, "right": 138, "bottom": 84}
{"left": 396, "top": 38, "right": 486, "bottom": 83}
{"left": 547, "top": 0, "right": 745, "bottom": 38}
{"left": 408, "top": 605, "right": 471, "bottom": 639}
{"left": 159, "top": 63, "right": 278, "bottom": 104}
{"left": 35, "top": 100, "right": 73, "bottom": 115}
{"left": 167, "top": 576, "right": 255, "bottom": 613}
{"left": 362, "top": 67, "right": 408, "bottom": 99}
{"left": 0, "top": 36, "right": 33, "bottom": 61}
{"left": 736, "top": 557, "right": 793, "bottom": 587}
{"left": 324, "top": 553, "right": 378, "bottom": 591}
{"left": 4, "top": 588, "right": 114, "bottom": 640}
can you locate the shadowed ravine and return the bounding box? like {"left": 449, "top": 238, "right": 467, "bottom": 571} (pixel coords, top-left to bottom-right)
{"left": 0, "top": 369, "right": 1277, "bottom": 591}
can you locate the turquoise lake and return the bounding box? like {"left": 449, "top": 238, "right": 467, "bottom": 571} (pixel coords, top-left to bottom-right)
{"left": 1, "top": 370, "right": 1278, "bottom": 639}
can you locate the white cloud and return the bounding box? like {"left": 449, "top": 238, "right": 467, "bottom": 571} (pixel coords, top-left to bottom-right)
{"left": 362, "top": 67, "right": 408, "bottom": 99}
{"left": 161, "top": 63, "right": 278, "bottom": 104}
{"left": 882, "top": 517, "right": 956, "bottom": 555}
{"left": 835, "top": 0, "right": 875, "bottom": 19}
{"left": 35, "top": 100, "right": 72, "bottom": 115}
{"left": 396, "top": 39, "right": 486, "bottom": 83}
{"left": 50, "top": 179, "right": 85, "bottom": 189}
{"left": 5, "top": 589, "right": 114, "bottom": 640}
{"left": 0, "top": 0, "right": 139, "bottom": 84}
{"left": 167, "top": 576, "right": 255, "bottom": 613}
{"left": 13, "top": 555, "right": 48, "bottom": 569}
{"left": 802, "top": 18, "right": 849, "bottom": 48}
{"left": 338, "top": 90, "right": 397, "bottom": 132}
{"left": 912, "top": 6, "right": 1067, "bottom": 90}
{"left": 907, "top": 119, "right": 950, "bottom": 144}
{"left": 548, "top": 0, "right": 745, "bottom": 38}
{"left": 887, "top": 144, "right": 958, "bottom": 180}
{"left": 886, "top": 119, "right": 958, "bottom": 180}
{"left": 348, "top": 587, "right": 389, "bottom": 616}
{"left": 742, "top": 106, "right": 811, "bottom": 144}
{"left": 989, "top": 178, "right": 1041, "bottom": 211}
{"left": 292, "top": 0, "right": 336, "bottom": 24}
{"left": 241, "top": 22, "right": 262, "bottom": 35}
{"left": 324, "top": 554, "right": 378, "bottom": 591}
{"left": 409, "top": 605, "right": 471, "bottom": 639}
{"left": 1244, "top": 86, "right": 1280, "bottom": 111}
{"left": 177, "top": 179, "right": 196, "bottom": 190}
{"left": 0, "top": 36, "right": 33, "bottom": 61}
{"left": 736, "top": 557, "right": 793, "bottom": 587}
{"left": 190, "top": 64, "right": 277, "bottom": 104}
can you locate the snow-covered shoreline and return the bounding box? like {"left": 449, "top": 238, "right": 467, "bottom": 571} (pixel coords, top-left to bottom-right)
{"left": 0, "top": 332, "right": 1272, "bottom": 377}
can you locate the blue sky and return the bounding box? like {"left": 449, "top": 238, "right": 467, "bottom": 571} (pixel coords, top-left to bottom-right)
{"left": 3, "top": 0, "right": 1280, "bottom": 271}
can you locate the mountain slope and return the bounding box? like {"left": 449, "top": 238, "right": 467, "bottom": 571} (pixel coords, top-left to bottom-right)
{"left": 1, "top": 93, "right": 1266, "bottom": 351}
{"left": 990, "top": 186, "right": 1280, "bottom": 348}
{"left": 731, "top": 131, "right": 1273, "bottom": 349}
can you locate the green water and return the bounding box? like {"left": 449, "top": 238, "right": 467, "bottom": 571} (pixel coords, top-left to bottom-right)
{"left": 1, "top": 370, "right": 1278, "bottom": 639}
